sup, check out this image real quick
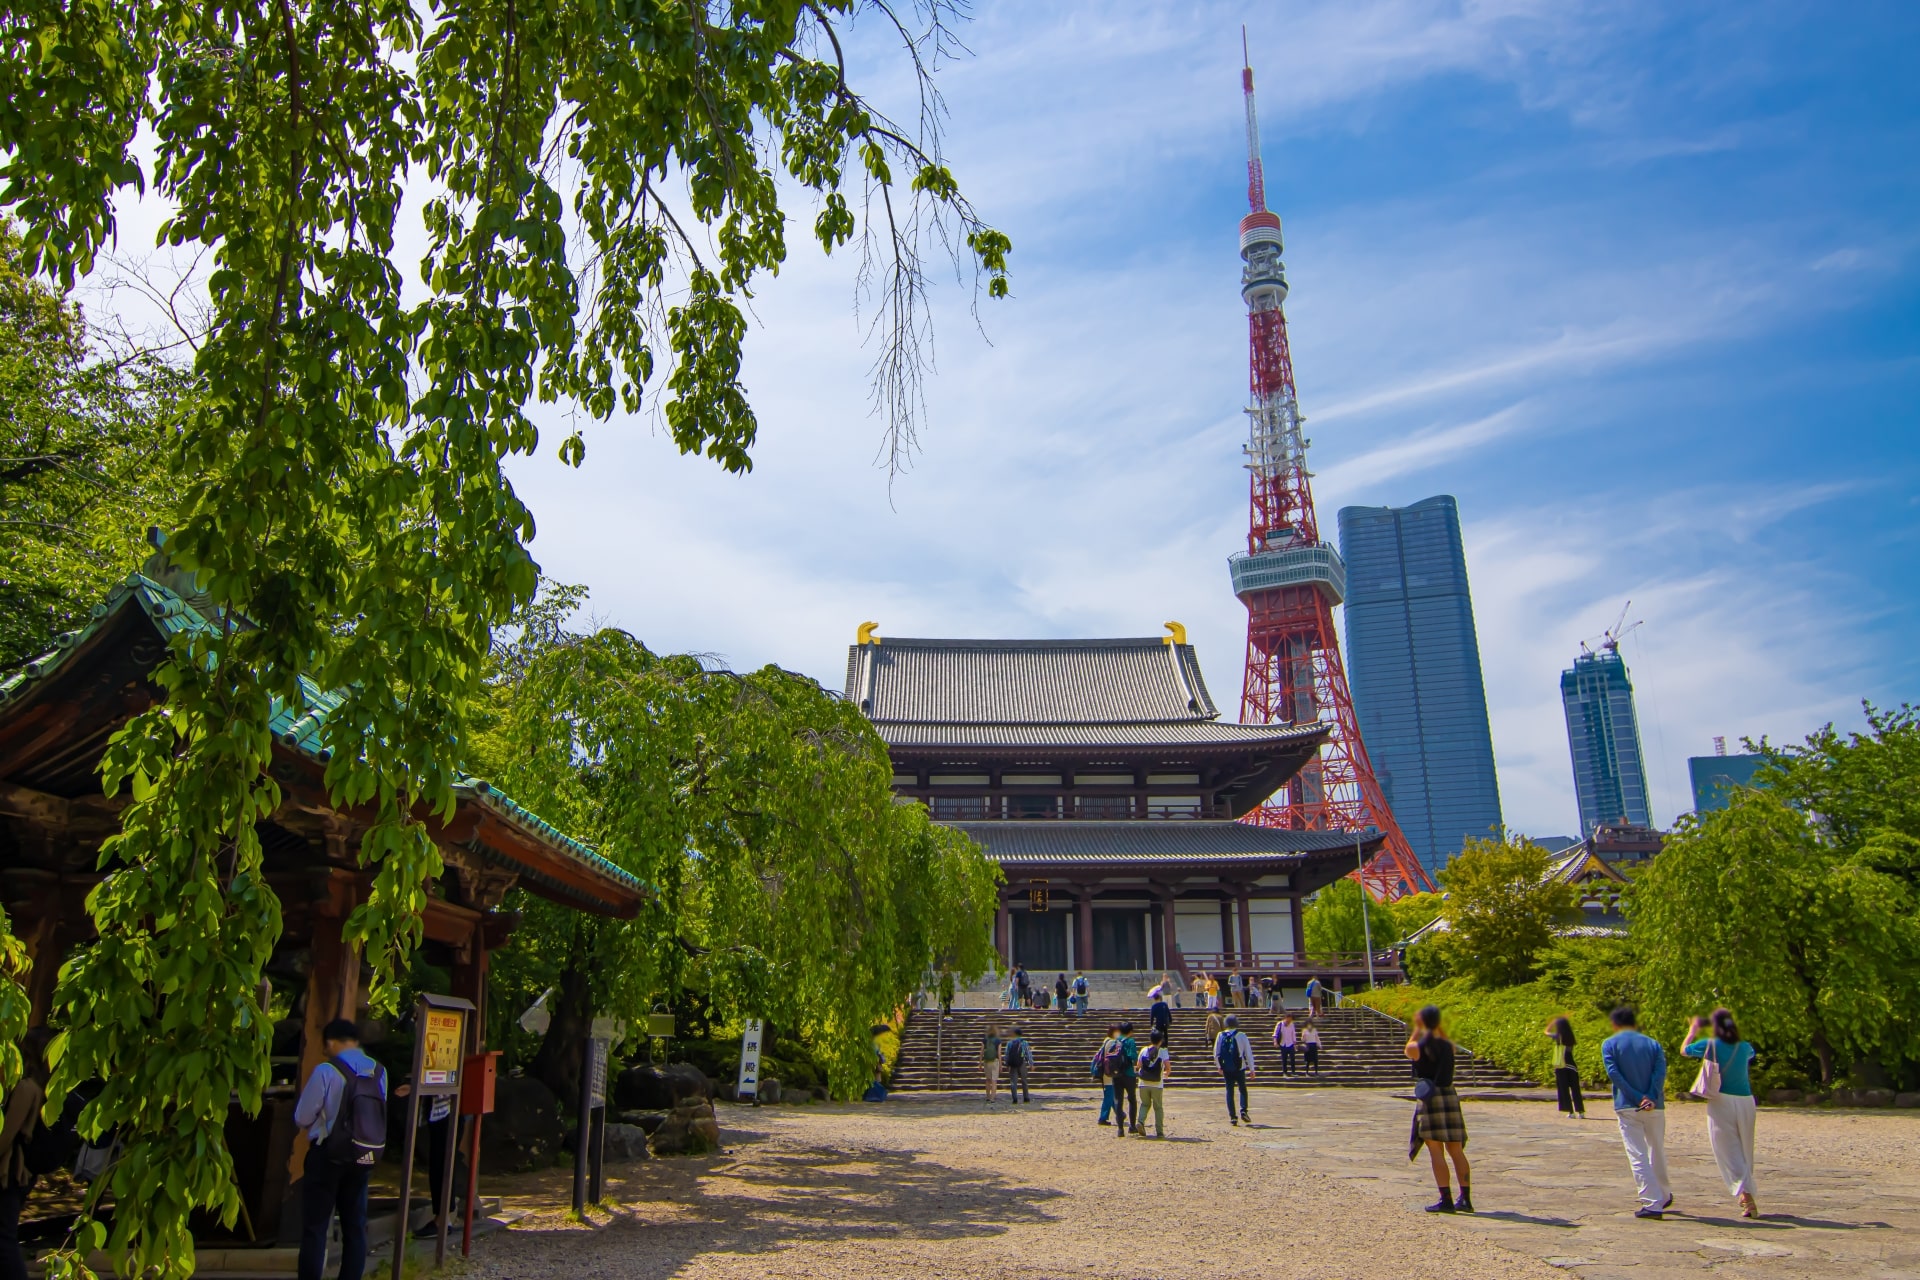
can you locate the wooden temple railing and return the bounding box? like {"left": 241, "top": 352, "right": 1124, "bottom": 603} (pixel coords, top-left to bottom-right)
{"left": 1175, "top": 950, "right": 1402, "bottom": 978}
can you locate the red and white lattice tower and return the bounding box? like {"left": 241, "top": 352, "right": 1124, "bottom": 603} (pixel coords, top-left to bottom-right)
{"left": 1229, "top": 41, "right": 1433, "bottom": 898}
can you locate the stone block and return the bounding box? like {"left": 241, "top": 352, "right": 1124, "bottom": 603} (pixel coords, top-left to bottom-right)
{"left": 758, "top": 1077, "right": 783, "bottom": 1104}
{"left": 1858, "top": 1088, "right": 1896, "bottom": 1108}
{"left": 1895, "top": 1092, "right": 1920, "bottom": 1108}
{"left": 1765, "top": 1088, "right": 1802, "bottom": 1105}
{"left": 602, "top": 1122, "right": 651, "bottom": 1162}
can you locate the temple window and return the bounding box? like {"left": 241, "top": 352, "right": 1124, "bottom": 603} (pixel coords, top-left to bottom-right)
{"left": 931, "top": 796, "right": 989, "bottom": 820}
{"left": 1005, "top": 794, "right": 1061, "bottom": 819}
{"left": 1146, "top": 794, "right": 1202, "bottom": 819}
{"left": 1077, "top": 795, "right": 1133, "bottom": 819}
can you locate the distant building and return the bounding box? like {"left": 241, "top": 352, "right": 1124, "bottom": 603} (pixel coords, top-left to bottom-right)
{"left": 1337, "top": 496, "right": 1502, "bottom": 876}
{"left": 1689, "top": 750, "right": 1767, "bottom": 813}
{"left": 1533, "top": 836, "right": 1581, "bottom": 854}
{"left": 1560, "top": 646, "right": 1651, "bottom": 838}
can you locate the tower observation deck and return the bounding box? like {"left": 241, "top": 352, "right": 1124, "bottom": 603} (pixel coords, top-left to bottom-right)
{"left": 1229, "top": 39, "right": 1432, "bottom": 898}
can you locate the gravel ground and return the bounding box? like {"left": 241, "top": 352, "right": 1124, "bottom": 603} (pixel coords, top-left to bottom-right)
{"left": 458, "top": 1089, "right": 1920, "bottom": 1279}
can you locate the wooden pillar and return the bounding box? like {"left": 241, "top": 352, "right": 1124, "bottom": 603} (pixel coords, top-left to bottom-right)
{"left": 1218, "top": 899, "right": 1234, "bottom": 968}
{"left": 1289, "top": 893, "right": 1306, "bottom": 966}
{"left": 22, "top": 897, "right": 63, "bottom": 1028}
{"left": 1148, "top": 899, "right": 1164, "bottom": 972}
{"left": 1076, "top": 889, "right": 1094, "bottom": 972}
{"left": 288, "top": 872, "right": 361, "bottom": 1181}
{"left": 450, "top": 936, "right": 490, "bottom": 1055}
{"left": 995, "top": 895, "right": 1011, "bottom": 965}
{"left": 1237, "top": 891, "right": 1255, "bottom": 969}
{"left": 1161, "top": 891, "right": 1182, "bottom": 976}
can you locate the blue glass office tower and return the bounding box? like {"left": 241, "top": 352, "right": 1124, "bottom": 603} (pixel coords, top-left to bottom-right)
{"left": 1560, "top": 648, "right": 1652, "bottom": 837}
{"left": 1337, "top": 496, "right": 1502, "bottom": 874}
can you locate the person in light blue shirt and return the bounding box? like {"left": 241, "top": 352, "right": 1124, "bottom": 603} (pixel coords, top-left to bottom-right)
{"left": 1684, "top": 1008, "right": 1761, "bottom": 1218}
{"left": 1601, "top": 1008, "right": 1671, "bottom": 1218}
{"left": 292, "top": 1019, "right": 387, "bottom": 1280}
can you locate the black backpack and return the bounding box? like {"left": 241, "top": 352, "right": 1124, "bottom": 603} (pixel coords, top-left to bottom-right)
{"left": 1138, "top": 1049, "right": 1165, "bottom": 1083}
{"left": 1111, "top": 1040, "right": 1137, "bottom": 1083}
{"left": 1218, "top": 1032, "right": 1244, "bottom": 1074}
{"left": 1003, "top": 1039, "right": 1027, "bottom": 1070}
{"left": 321, "top": 1057, "right": 389, "bottom": 1166}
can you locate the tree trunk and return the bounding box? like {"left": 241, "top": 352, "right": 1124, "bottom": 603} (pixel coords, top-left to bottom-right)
{"left": 1814, "top": 1031, "right": 1834, "bottom": 1086}
{"left": 532, "top": 920, "right": 594, "bottom": 1111}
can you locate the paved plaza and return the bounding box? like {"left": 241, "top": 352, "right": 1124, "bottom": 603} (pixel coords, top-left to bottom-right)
{"left": 467, "top": 1089, "right": 1912, "bottom": 1279}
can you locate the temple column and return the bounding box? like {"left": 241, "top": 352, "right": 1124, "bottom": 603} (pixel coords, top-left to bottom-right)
{"left": 1289, "top": 892, "right": 1306, "bottom": 968}
{"left": 1161, "top": 891, "right": 1182, "bottom": 977}
{"left": 1076, "top": 890, "right": 1094, "bottom": 972}
{"left": 995, "top": 894, "right": 1011, "bottom": 965}
{"left": 1237, "top": 891, "right": 1255, "bottom": 969}
{"left": 1218, "top": 899, "right": 1234, "bottom": 969}
{"left": 1148, "top": 898, "right": 1164, "bottom": 972}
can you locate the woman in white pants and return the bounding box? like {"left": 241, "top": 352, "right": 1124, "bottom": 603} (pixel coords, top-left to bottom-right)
{"left": 1683, "top": 1008, "right": 1760, "bottom": 1218}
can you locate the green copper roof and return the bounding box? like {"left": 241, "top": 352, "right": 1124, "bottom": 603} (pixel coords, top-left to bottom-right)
{"left": 1, "top": 573, "right": 642, "bottom": 898}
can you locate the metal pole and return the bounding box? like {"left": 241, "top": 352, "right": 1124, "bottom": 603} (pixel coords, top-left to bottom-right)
{"left": 434, "top": 1107, "right": 460, "bottom": 1266}
{"left": 390, "top": 1089, "right": 422, "bottom": 1280}
{"left": 572, "top": 1031, "right": 592, "bottom": 1215}
{"left": 461, "top": 1114, "right": 483, "bottom": 1257}
{"left": 1357, "top": 835, "right": 1377, "bottom": 990}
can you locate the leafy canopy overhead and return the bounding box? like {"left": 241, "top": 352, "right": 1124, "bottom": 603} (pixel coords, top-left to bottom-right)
{"left": 1, "top": 2, "right": 1005, "bottom": 1274}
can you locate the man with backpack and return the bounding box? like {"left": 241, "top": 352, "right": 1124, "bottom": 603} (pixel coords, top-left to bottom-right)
{"left": 1214, "top": 1013, "right": 1257, "bottom": 1126}
{"left": 1103, "top": 1022, "right": 1142, "bottom": 1137}
{"left": 1148, "top": 986, "right": 1172, "bottom": 1043}
{"left": 293, "top": 1019, "right": 388, "bottom": 1280}
{"left": 1071, "top": 972, "right": 1089, "bottom": 1018}
{"left": 1137, "top": 1029, "right": 1173, "bottom": 1138}
{"left": 1001, "top": 1028, "right": 1033, "bottom": 1104}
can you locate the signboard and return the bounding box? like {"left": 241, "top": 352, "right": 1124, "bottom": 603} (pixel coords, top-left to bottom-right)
{"left": 735, "top": 1018, "right": 765, "bottom": 1100}
{"left": 1028, "top": 886, "right": 1049, "bottom": 913}
{"left": 421, "top": 1008, "right": 467, "bottom": 1088}
{"left": 587, "top": 1016, "right": 623, "bottom": 1107}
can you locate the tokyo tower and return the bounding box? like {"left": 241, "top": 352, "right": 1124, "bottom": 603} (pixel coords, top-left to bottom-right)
{"left": 1229, "top": 40, "right": 1434, "bottom": 898}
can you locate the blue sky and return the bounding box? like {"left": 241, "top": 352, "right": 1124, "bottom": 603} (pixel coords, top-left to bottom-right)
{"left": 93, "top": 1, "right": 1920, "bottom": 839}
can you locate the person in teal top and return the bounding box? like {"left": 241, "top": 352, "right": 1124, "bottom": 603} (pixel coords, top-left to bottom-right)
{"left": 1683, "top": 1008, "right": 1761, "bottom": 1217}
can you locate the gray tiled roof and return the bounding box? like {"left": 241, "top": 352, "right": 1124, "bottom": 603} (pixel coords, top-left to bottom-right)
{"left": 846, "top": 636, "right": 1220, "bottom": 724}
{"left": 952, "top": 820, "right": 1382, "bottom": 863}
{"left": 874, "top": 719, "right": 1326, "bottom": 750}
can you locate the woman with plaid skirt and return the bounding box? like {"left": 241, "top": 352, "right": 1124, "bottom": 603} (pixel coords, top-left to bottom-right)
{"left": 1404, "top": 1005, "right": 1472, "bottom": 1213}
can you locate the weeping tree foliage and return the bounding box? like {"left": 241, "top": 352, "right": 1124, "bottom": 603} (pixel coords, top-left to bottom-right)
{"left": 2, "top": 2, "right": 1005, "bottom": 1272}
{"left": 0, "top": 221, "right": 187, "bottom": 669}
{"left": 1633, "top": 705, "right": 1920, "bottom": 1085}
{"left": 1430, "top": 836, "right": 1580, "bottom": 989}
{"left": 479, "top": 626, "right": 1000, "bottom": 1099}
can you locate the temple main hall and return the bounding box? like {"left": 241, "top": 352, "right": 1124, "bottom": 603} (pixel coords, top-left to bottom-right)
{"left": 845, "top": 624, "right": 1386, "bottom": 985}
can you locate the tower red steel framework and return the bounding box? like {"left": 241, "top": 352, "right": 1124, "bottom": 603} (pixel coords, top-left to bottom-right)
{"left": 1229, "top": 43, "right": 1433, "bottom": 899}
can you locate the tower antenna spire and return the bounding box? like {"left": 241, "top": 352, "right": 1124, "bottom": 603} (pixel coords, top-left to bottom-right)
{"left": 1229, "top": 38, "right": 1432, "bottom": 899}
{"left": 1241, "top": 26, "right": 1267, "bottom": 214}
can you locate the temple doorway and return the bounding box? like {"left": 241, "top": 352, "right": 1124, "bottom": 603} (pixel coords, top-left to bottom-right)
{"left": 1011, "top": 909, "right": 1068, "bottom": 971}
{"left": 1091, "top": 909, "right": 1146, "bottom": 970}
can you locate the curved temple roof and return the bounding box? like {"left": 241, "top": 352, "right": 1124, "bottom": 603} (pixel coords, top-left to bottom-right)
{"left": 0, "top": 573, "right": 643, "bottom": 913}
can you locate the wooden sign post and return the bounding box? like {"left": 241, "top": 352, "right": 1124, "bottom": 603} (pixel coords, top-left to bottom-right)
{"left": 392, "top": 992, "right": 474, "bottom": 1280}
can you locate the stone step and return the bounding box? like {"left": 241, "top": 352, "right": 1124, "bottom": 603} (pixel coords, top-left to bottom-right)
{"left": 890, "top": 1007, "right": 1536, "bottom": 1091}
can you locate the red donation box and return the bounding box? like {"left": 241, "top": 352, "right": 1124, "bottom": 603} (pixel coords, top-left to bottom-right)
{"left": 460, "top": 1050, "right": 499, "bottom": 1116}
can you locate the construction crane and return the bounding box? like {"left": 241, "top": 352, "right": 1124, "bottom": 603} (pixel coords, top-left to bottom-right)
{"left": 1580, "top": 601, "right": 1643, "bottom": 656}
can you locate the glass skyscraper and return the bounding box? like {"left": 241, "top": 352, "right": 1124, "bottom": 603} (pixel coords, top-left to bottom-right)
{"left": 1337, "top": 496, "right": 1502, "bottom": 874}
{"left": 1560, "top": 649, "right": 1652, "bottom": 836}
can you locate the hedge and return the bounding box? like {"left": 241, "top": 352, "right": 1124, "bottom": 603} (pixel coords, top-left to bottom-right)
{"left": 1348, "top": 979, "right": 1615, "bottom": 1088}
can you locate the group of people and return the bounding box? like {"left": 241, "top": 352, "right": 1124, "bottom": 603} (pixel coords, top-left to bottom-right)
{"left": 1406, "top": 1003, "right": 1764, "bottom": 1219}
{"left": 1183, "top": 971, "right": 1330, "bottom": 1015}
{"left": 1001, "top": 967, "right": 1092, "bottom": 1016}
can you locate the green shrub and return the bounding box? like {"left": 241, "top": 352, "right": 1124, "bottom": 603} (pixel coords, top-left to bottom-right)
{"left": 1350, "top": 978, "right": 1614, "bottom": 1087}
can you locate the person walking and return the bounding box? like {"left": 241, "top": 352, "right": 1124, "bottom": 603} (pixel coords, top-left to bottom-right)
{"left": 1190, "top": 972, "right": 1207, "bottom": 1008}
{"left": 1306, "top": 976, "right": 1324, "bottom": 1019}
{"left": 1138, "top": 1030, "right": 1172, "bottom": 1138}
{"left": 0, "top": 1029, "right": 51, "bottom": 1280}
{"left": 294, "top": 1018, "right": 388, "bottom": 1280}
{"left": 1002, "top": 1027, "right": 1034, "bottom": 1104}
{"left": 1014, "top": 965, "right": 1031, "bottom": 1008}
{"left": 1684, "top": 1008, "right": 1760, "bottom": 1218}
{"left": 1602, "top": 1007, "right": 1671, "bottom": 1219}
{"left": 1546, "top": 1017, "right": 1586, "bottom": 1118}
{"left": 1055, "top": 973, "right": 1070, "bottom": 1013}
{"left": 981, "top": 1024, "right": 1004, "bottom": 1103}
{"left": 1214, "top": 1013, "right": 1256, "bottom": 1126}
{"left": 1072, "top": 972, "right": 1090, "bottom": 1018}
{"left": 1107, "top": 1022, "right": 1141, "bottom": 1136}
{"left": 1404, "top": 1005, "right": 1471, "bottom": 1214}
{"left": 1205, "top": 975, "right": 1222, "bottom": 1012}
{"left": 1095, "top": 1022, "right": 1120, "bottom": 1126}
{"left": 1204, "top": 1006, "right": 1226, "bottom": 1052}
{"left": 1302, "top": 1021, "right": 1323, "bottom": 1077}
{"left": 1149, "top": 986, "right": 1173, "bottom": 1043}
{"left": 1274, "top": 1012, "right": 1299, "bottom": 1077}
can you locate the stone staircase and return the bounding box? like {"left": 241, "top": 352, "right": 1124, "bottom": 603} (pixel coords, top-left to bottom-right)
{"left": 889, "top": 1005, "right": 1535, "bottom": 1092}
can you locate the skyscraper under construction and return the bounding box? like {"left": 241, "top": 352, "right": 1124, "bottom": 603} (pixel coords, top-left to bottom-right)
{"left": 1561, "top": 645, "right": 1652, "bottom": 837}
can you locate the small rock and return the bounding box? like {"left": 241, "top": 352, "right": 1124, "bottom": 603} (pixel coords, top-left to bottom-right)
{"left": 651, "top": 1099, "right": 721, "bottom": 1156}
{"left": 810, "top": 1085, "right": 829, "bottom": 1102}
{"left": 758, "top": 1077, "right": 783, "bottom": 1104}
{"left": 1766, "top": 1088, "right": 1802, "bottom": 1105}
{"left": 602, "top": 1122, "right": 651, "bottom": 1162}
{"left": 1859, "top": 1088, "right": 1895, "bottom": 1108}
{"left": 1830, "top": 1088, "right": 1856, "bottom": 1107}
{"left": 1895, "top": 1092, "right": 1920, "bottom": 1109}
